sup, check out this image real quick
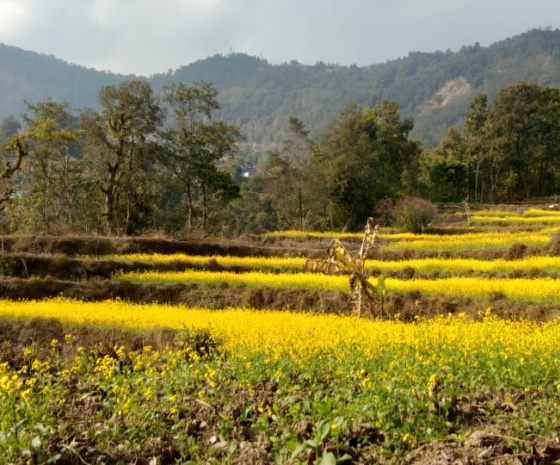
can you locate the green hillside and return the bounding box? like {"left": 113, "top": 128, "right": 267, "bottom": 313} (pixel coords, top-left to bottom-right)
{"left": 2, "top": 28, "right": 560, "bottom": 152}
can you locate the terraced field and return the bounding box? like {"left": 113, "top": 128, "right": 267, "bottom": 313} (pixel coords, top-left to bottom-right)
{"left": 2, "top": 207, "right": 560, "bottom": 464}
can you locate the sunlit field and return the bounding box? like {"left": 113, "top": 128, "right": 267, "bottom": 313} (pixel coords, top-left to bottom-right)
{"left": 3, "top": 207, "right": 560, "bottom": 463}
{"left": 91, "top": 252, "right": 306, "bottom": 269}
{"left": 366, "top": 255, "right": 560, "bottom": 275}
{"left": 471, "top": 208, "right": 560, "bottom": 221}
{"left": 117, "top": 269, "right": 560, "bottom": 304}
{"left": 1, "top": 299, "right": 560, "bottom": 462}
{"left": 0, "top": 297, "right": 557, "bottom": 357}
{"left": 264, "top": 225, "right": 555, "bottom": 252}
{"left": 383, "top": 228, "right": 554, "bottom": 251}
{"left": 92, "top": 252, "right": 560, "bottom": 276}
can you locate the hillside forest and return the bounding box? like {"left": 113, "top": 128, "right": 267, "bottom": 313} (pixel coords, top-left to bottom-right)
{"left": 1, "top": 77, "right": 560, "bottom": 236}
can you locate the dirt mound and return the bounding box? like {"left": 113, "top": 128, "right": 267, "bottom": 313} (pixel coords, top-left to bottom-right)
{"left": 0, "top": 234, "right": 323, "bottom": 257}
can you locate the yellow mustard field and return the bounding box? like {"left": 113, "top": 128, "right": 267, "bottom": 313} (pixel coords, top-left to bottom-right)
{"left": 474, "top": 208, "right": 560, "bottom": 216}
{"left": 449, "top": 208, "right": 560, "bottom": 223}
{"left": 93, "top": 252, "right": 305, "bottom": 269}
{"left": 119, "top": 269, "right": 347, "bottom": 291}
{"left": 99, "top": 252, "right": 560, "bottom": 275}
{"left": 367, "top": 255, "right": 560, "bottom": 274}
{"left": 263, "top": 226, "right": 554, "bottom": 251}
{"left": 0, "top": 298, "right": 558, "bottom": 362}
{"left": 383, "top": 228, "right": 554, "bottom": 251}
{"left": 470, "top": 215, "right": 560, "bottom": 224}
{"left": 118, "top": 269, "right": 560, "bottom": 304}
{"left": 3, "top": 298, "right": 560, "bottom": 463}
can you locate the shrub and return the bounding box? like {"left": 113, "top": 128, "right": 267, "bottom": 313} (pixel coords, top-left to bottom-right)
{"left": 394, "top": 197, "right": 437, "bottom": 234}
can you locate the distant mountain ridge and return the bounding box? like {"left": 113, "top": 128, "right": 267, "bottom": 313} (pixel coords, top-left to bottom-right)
{"left": 2, "top": 28, "right": 560, "bottom": 153}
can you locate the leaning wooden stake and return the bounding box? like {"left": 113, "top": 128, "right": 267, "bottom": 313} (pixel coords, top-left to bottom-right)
{"left": 304, "top": 217, "right": 381, "bottom": 317}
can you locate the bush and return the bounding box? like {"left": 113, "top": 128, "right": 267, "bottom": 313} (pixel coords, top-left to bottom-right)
{"left": 394, "top": 197, "right": 437, "bottom": 234}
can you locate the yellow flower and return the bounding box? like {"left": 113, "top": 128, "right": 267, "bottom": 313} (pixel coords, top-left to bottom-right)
{"left": 402, "top": 433, "right": 416, "bottom": 448}
{"left": 427, "top": 374, "right": 440, "bottom": 396}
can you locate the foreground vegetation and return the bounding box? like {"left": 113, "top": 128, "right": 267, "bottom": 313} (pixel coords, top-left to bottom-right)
{"left": 2, "top": 303, "right": 560, "bottom": 464}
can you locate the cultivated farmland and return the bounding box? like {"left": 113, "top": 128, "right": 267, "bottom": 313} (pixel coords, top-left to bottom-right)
{"left": 2, "top": 207, "right": 560, "bottom": 464}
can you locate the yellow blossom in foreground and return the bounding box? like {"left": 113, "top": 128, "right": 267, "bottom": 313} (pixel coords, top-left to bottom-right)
{"left": 0, "top": 298, "right": 559, "bottom": 360}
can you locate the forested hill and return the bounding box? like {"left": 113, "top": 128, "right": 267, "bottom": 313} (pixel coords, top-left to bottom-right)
{"left": 2, "top": 28, "right": 560, "bottom": 151}
{"left": 0, "top": 43, "right": 133, "bottom": 116}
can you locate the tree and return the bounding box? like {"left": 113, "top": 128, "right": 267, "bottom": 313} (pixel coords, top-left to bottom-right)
{"left": 0, "top": 135, "right": 27, "bottom": 213}
{"left": 422, "top": 127, "right": 468, "bottom": 202}
{"left": 23, "top": 100, "right": 81, "bottom": 231}
{"left": 311, "top": 101, "right": 421, "bottom": 230}
{"left": 462, "top": 94, "right": 491, "bottom": 202}
{"left": 255, "top": 117, "right": 318, "bottom": 231}
{"left": 282, "top": 116, "right": 315, "bottom": 230}
{"left": 458, "top": 83, "right": 560, "bottom": 202}
{"left": 3, "top": 100, "right": 83, "bottom": 232}
{"left": 219, "top": 181, "right": 278, "bottom": 236}
{"left": 373, "top": 100, "right": 420, "bottom": 195}
{"left": 487, "top": 82, "right": 560, "bottom": 200}
{"left": 490, "top": 83, "right": 541, "bottom": 200}
{"left": 0, "top": 115, "right": 21, "bottom": 142}
{"left": 161, "top": 82, "right": 240, "bottom": 234}
{"left": 82, "top": 80, "right": 164, "bottom": 234}
{"left": 528, "top": 87, "right": 560, "bottom": 196}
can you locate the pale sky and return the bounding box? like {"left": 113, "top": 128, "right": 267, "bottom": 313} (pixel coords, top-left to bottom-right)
{"left": 0, "top": 0, "right": 558, "bottom": 76}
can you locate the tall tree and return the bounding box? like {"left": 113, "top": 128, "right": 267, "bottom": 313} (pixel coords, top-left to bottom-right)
{"left": 462, "top": 93, "right": 491, "bottom": 202}
{"left": 529, "top": 87, "right": 560, "bottom": 196}
{"left": 0, "top": 135, "right": 27, "bottom": 213}
{"left": 161, "top": 82, "right": 240, "bottom": 234}
{"left": 3, "top": 100, "right": 82, "bottom": 232}
{"left": 459, "top": 83, "right": 560, "bottom": 202}
{"left": 422, "top": 127, "right": 468, "bottom": 202}
{"left": 82, "top": 80, "right": 164, "bottom": 234}
{"left": 283, "top": 117, "right": 315, "bottom": 230}
{"left": 255, "top": 117, "right": 317, "bottom": 230}
{"left": 490, "top": 82, "right": 541, "bottom": 199}
{"left": 489, "top": 82, "right": 560, "bottom": 200}
{"left": 311, "top": 101, "right": 421, "bottom": 230}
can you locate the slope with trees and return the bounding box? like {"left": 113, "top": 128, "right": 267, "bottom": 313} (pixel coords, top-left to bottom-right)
{"left": 3, "top": 28, "right": 560, "bottom": 154}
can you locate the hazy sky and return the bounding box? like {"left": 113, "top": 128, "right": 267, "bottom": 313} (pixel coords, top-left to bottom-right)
{"left": 0, "top": 0, "right": 559, "bottom": 76}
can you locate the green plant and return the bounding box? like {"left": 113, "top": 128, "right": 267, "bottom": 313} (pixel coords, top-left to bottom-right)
{"left": 394, "top": 197, "right": 437, "bottom": 234}
{"left": 291, "top": 418, "right": 352, "bottom": 464}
